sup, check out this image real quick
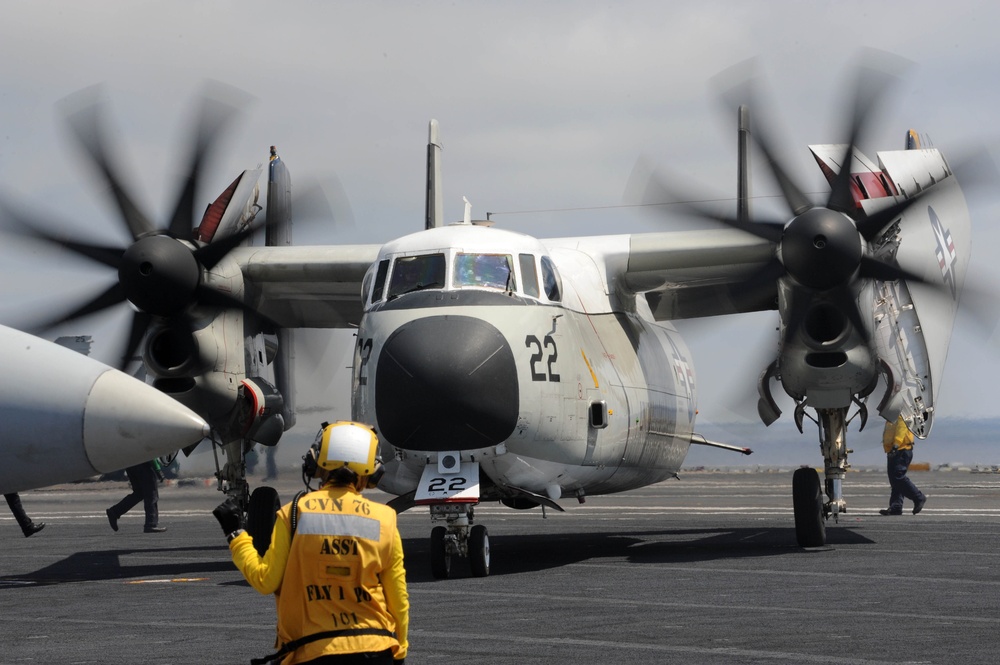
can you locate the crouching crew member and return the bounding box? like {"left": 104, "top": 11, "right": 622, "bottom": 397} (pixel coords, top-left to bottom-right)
{"left": 214, "top": 421, "right": 409, "bottom": 665}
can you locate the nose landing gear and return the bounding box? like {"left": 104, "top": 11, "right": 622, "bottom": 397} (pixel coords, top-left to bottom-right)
{"left": 429, "top": 503, "right": 490, "bottom": 578}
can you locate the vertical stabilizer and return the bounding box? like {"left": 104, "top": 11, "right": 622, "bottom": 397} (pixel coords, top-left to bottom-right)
{"left": 425, "top": 119, "right": 444, "bottom": 229}
{"left": 737, "top": 105, "right": 752, "bottom": 225}
{"left": 266, "top": 146, "right": 296, "bottom": 431}
{"left": 266, "top": 146, "right": 292, "bottom": 247}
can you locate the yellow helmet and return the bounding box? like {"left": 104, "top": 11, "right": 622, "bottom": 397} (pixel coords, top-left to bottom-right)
{"left": 317, "top": 421, "right": 379, "bottom": 476}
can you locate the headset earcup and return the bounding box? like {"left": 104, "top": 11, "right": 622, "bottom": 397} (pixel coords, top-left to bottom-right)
{"left": 301, "top": 445, "right": 320, "bottom": 478}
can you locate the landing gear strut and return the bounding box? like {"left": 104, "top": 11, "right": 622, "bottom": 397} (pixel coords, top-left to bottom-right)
{"left": 793, "top": 406, "right": 851, "bottom": 548}
{"left": 819, "top": 407, "right": 850, "bottom": 519}
{"left": 212, "top": 437, "right": 252, "bottom": 509}
{"left": 428, "top": 503, "right": 490, "bottom": 578}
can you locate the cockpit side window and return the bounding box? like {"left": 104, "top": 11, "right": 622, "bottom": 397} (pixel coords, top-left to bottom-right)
{"left": 540, "top": 256, "right": 562, "bottom": 301}
{"left": 453, "top": 253, "right": 516, "bottom": 291}
{"left": 519, "top": 253, "right": 539, "bottom": 298}
{"left": 387, "top": 253, "right": 446, "bottom": 299}
{"left": 371, "top": 259, "right": 390, "bottom": 303}
{"left": 361, "top": 264, "right": 375, "bottom": 304}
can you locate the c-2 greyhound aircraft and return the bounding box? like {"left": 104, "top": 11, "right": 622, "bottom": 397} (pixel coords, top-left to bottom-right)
{"left": 3, "top": 69, "right": 975, "bottom": 576}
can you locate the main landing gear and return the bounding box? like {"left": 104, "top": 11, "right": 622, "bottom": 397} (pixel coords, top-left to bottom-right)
{"left": 211, "top": 434, "right": 281, "bottom": 556}
{"left": 792, "top": 467, "right": 825, "bottom": 547}
{"left": 428, "top": 503, "right": 490, "bottom": 578}
{"left": 793, "top": 406, "right": 856, "bottom": 548}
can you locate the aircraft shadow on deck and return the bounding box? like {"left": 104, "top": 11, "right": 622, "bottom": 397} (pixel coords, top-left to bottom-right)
{"left": 0, "top": 527, "right": 875, "bottom": 586}
{"left": 403, "top": 526, "right": 875, "bottom": 581}
{"left": 0, "top": 544, "right": 237, "bottom": 587}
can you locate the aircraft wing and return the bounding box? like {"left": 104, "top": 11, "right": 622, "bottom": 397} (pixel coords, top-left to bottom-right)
{"left": 234, "top": 229, "right": 773, "bottom": 328}
{"left": 234, "top": 244, "right": 382, "bottom": 328}
{"left": 545, "top": 229, "right": 777, "bottom": 320}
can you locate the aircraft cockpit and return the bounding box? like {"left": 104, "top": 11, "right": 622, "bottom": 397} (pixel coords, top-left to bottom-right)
{"left": 387, "top": 253, "right": 446, "bottom": 299}
{"left": 454, "top": 253, "right": 515, "bottom": 291}
{"left": 363, "top": 246, "right": 563, "bottom": 310}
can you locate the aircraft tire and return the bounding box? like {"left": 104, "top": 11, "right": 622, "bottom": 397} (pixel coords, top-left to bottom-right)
{"left": 430, "top": 526, "right": 451, "bottom": 579}
{"left": 792, "top": 467, "right": 826, "bottom": 548}
{"left": 247, "top": 486, "right": 281, "bottom": 556}
{"left": 469, "top": 524, "right": 490, "bottom": 577}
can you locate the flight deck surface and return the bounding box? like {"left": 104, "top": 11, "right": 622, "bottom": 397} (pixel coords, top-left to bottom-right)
{"left": 2, "top": 470, "right": 999, "bottom": 664}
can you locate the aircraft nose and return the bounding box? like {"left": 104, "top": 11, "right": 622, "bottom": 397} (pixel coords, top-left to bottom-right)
{"left": 375, "top": 315, "right": 518, "bottom": 451}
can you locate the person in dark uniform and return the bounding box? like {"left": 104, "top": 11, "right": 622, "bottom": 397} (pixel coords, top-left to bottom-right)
{"left": 5, "top": 493, "right": 45, "bottom": 537}
{"left": 264, "top": 444, "right": 279, "bottom": 481}
{"left": 106, "top": 461, "right": 166, "bottom": 533}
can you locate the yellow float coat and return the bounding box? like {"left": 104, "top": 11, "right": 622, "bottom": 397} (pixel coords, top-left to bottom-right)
{"left": 882, "top": 415, "right": 915, "bottom": 453}
{"left": 230, "top": 484, "right": 409, "bottom": 663}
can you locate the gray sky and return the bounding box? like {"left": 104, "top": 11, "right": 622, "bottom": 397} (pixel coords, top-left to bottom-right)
{"left": 1, "top": 0, "right": 998, "bottom": 448}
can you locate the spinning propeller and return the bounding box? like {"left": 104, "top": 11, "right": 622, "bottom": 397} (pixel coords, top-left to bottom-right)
{"left": 634, "top": 56, "right": 961, "bottom": 355}
{"left": 2, "top": 86, "right": 276, "bottom": 370}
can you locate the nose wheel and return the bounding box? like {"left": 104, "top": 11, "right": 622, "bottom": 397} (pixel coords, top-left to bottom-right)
{"left": 428, "top": 504, "right": 490, "bottom": 578}
{"left": 430, "top": 526, "right": 451, "bottom": 578}
{"left": 469, "top": 524, "right": 490, "bottom": 577}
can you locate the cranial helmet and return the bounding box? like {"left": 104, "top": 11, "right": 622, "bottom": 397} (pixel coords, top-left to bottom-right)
{"left": 315, "top": 421, "right": 379, "bottom": 476}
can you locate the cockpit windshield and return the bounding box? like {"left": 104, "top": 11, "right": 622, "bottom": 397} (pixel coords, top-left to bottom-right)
{"left": 386, "top": 253, "right": 446, "bottom": 299}
{"left": 453, "top": 253, "right": 515, "bottom": 291}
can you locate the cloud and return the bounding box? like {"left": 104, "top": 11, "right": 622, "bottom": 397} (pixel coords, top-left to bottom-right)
{"left": 2, "top": 0, "right": 999, "bottom": 433}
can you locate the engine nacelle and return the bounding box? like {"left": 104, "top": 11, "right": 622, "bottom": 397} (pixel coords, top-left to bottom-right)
{"left": 143, "top": 253, "right": 258, "bottom": 435}
{"left": 775, "top": 279, "right": 878, "bottom": 409}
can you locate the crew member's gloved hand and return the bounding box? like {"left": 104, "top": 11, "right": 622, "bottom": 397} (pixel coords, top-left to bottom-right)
{"left": 213, "top": 498, "right": 243, "bottom": 536}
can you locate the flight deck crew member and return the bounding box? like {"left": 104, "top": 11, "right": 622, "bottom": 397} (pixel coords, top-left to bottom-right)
{"left": 264, "top": 444, "right": 279, "bottom": 481}
{"left": 106, "top": 461, "right": 166, "bottom": 533}
{"left": 214, "top": 421, "right": 409, "bottom": 665}
{"left": 879, "top": 414, "right": 927, "bottom": 516}
{"left": 5, "top": 493, "right": 45, "bottom": 537}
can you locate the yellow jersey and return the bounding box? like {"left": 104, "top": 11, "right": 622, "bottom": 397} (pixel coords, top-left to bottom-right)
{"left": 230, "top": 483, "right": 409, "bottom": 663}
{"left": 882, "top": 415, "right": 914, "bottom": 453}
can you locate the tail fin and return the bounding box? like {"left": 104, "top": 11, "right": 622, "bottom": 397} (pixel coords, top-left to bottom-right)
{"left": 265, "top": 146, "right": 296, "bottom": 431}
{"left": 425, "top": 119, "right": 443, "bottom": 229}
{"left": 737, "top": 105, "right": 751, "bottom": 225}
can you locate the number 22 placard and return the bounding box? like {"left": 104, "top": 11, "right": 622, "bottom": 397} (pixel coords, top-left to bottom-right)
{"left": 414, "top": 462, "right": 480, "bottom": 504}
